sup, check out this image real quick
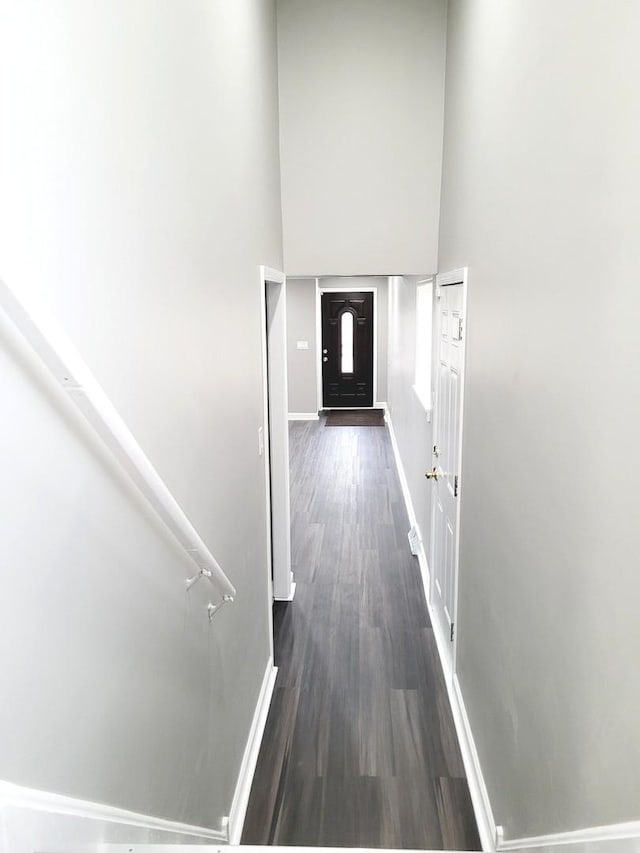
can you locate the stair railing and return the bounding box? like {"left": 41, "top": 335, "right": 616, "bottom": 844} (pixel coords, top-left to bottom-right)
{"left": 0, "top": 279, "right": 236, "bottom": 615}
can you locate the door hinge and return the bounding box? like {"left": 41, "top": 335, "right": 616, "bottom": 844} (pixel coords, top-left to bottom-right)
{"left": 450, "top": 623, "right": 455, "bottom": 642}
{"left": 459, "top": 318, "right": 464, "bottom": 340}
{"left": 454, "top": 474, "right": 459, "bottom": 497}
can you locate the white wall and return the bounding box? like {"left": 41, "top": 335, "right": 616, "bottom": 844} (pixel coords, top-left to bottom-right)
{"left": 0, "top": 0, "right": 282, "bottom": 835}
{"left": 439, "top": 0, "right": 640, "bottom": 839}
{"left": 277, "top": 0, "right": 447, "bottom": 275}
{"left": 286, "top": 278, "right": 318, "bottom": 414}
{"left": 387, "top": 276, "right": 434, "bottom": 561}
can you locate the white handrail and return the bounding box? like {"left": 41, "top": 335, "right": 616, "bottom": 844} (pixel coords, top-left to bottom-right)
{"left": 0, "top": 279, "right": 236, "bottom": 606}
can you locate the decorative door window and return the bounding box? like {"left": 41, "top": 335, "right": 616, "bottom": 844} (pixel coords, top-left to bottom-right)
{"left": 340, "top": 311, "right": 354, "bottom": 374}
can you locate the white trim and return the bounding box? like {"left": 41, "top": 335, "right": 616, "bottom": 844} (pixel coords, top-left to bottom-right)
{"left": 0, "top": 279, "right": 236, "bottom": 604}
{"left": 258, "top": 269, "right": 275, "bottom": 659}
{"left": 261, "top": 265, "right": 286, "bottom": 286}
{"left": 315, "top": 278, "right": 323, "bottom": 414}
{"left": 274, "top": 579, "right": 297, "bottom": 602}
{"left": 0, "top": 780, "right": 227, "bottom": 848}
{"left": 317, "top": 285, "right": 378, "bottom": 410}
{"left": 288, "top": 412, "right": 319, "bottom": 421}
{"left": 420, "top": 575, "right": 497, "bottom": 853}
{"left": 259, "top": 265, "right": 294, "bottom": 609}
{"left": 373, "top": 290, "right": 379, "bottom": 408}
{"left": 385, "top": 410, "right": 430, "bottom": 594}
{"left": 437, "top": 266, "right": 468, "bottom": 287}
{"left": 414, "top": 276, "right": 435, "bottom": 417}
{"left": 451, "top": 673, "right": 498, "bottom": 851}
{"left": 497, "top": 822, "right": 640, "bottom": 851}
{"left": 228, "top": 657, "right": 278, "bottom": 844}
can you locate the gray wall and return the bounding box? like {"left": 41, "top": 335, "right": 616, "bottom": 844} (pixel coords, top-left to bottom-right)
{"left": 277, "top": 0, "right": 447, "bottom": 275}
{"left": 439, "top": 0, "right": 640, "bottom": 838}
{"left": 387, "top": 276, "right": 434, "bottom": 560}
{"left": 286, "top": 277, "right": 388, "bottom": 413}
{"left": 0, "top": 0, "right": 282, "bottom": 830}
{"left": 286, "top": 279, "right": 318, "bottom": 414}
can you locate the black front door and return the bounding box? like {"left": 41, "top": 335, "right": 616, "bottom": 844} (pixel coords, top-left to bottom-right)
{"left": 321, "top": 291, "right": 374, "bottom": 408}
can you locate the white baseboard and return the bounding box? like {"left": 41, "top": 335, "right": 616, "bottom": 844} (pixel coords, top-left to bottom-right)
{"left": 274, "top": 580, "right": 296, "bottom": 602}
{"left": 384, "top": 409, "right": 416, "bottom": 527}
{"left": 288, "top": 412, "right": 319, "bottom": 421}
{"left": 497, "top": 820, "right": 640, "bottom": 852}
{"left": 421, "top": 593, "right": 497, "bottom": 851}
{"left": 0, "top": 660, "right": 279, "bottom": 853}
{"left": 0, "top": 780, "right": 227, "bottom": 853}
{"left": 385, "top": 409, "right": 430, "bottom": 591}
{"left": 228, "top": 656, "right": 278, "bottom": 844}
{"left": 451, "top": 672, "right": 498, "bottom": 851}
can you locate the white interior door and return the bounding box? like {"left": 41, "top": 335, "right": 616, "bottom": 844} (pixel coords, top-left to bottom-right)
{"left": 429, "top": 271, "right": 467, "bottom": 673}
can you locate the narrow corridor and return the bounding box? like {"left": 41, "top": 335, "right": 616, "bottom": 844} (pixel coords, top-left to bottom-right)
{"left": 242, "top": 417, "right": 480, "bottom": 849}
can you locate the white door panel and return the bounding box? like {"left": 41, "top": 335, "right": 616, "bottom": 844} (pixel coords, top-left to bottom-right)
{"left": 429, "top": 275, "right": 467, "bottom": 673}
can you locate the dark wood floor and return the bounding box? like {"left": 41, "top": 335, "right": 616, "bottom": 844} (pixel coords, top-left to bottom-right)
{"left": 242, "top": 417, "right": 480, "bottom": 849}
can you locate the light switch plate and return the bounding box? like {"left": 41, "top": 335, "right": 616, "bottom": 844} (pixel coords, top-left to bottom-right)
{"left": 296, "top": 340, "right": 309, "bottom": 350}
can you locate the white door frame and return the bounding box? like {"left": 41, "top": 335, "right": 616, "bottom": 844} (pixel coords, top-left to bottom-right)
{"left": 315, "top": 284, "right": 379, "bottom": 411}
{"left": 430, "top": 267, "right": 468, "bottom": 675}
{"left": 259, "top": 266, "right": 294, "bottom": 613}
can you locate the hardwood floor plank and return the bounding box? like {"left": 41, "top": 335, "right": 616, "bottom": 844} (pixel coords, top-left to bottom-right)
{"left": 241, "top": 685, "right": 301, "bottom": 844}
{"left": 435, "top": 776, "right": 482, "bottom": 850}
{"left": 435, "top": 686, "right": 468, "bottom": 779}
{"left": 241, "top": 419, "right": 480, "bottom": 849}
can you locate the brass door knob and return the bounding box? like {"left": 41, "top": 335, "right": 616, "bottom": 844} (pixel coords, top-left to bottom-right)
{"left": 425, "top": 468, "right": 439, "bottom": 480}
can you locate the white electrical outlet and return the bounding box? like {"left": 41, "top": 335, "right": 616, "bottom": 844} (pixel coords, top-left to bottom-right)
{"left": 296, "top": 340, "right": 309, "bottom": 350}
{"left": 258, "top": 426, "right": 264, "bottom": 456}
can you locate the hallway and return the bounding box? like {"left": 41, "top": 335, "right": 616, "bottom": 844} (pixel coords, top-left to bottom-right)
{"left": 242, "top": 417, "right": 480, "bottom": 849}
